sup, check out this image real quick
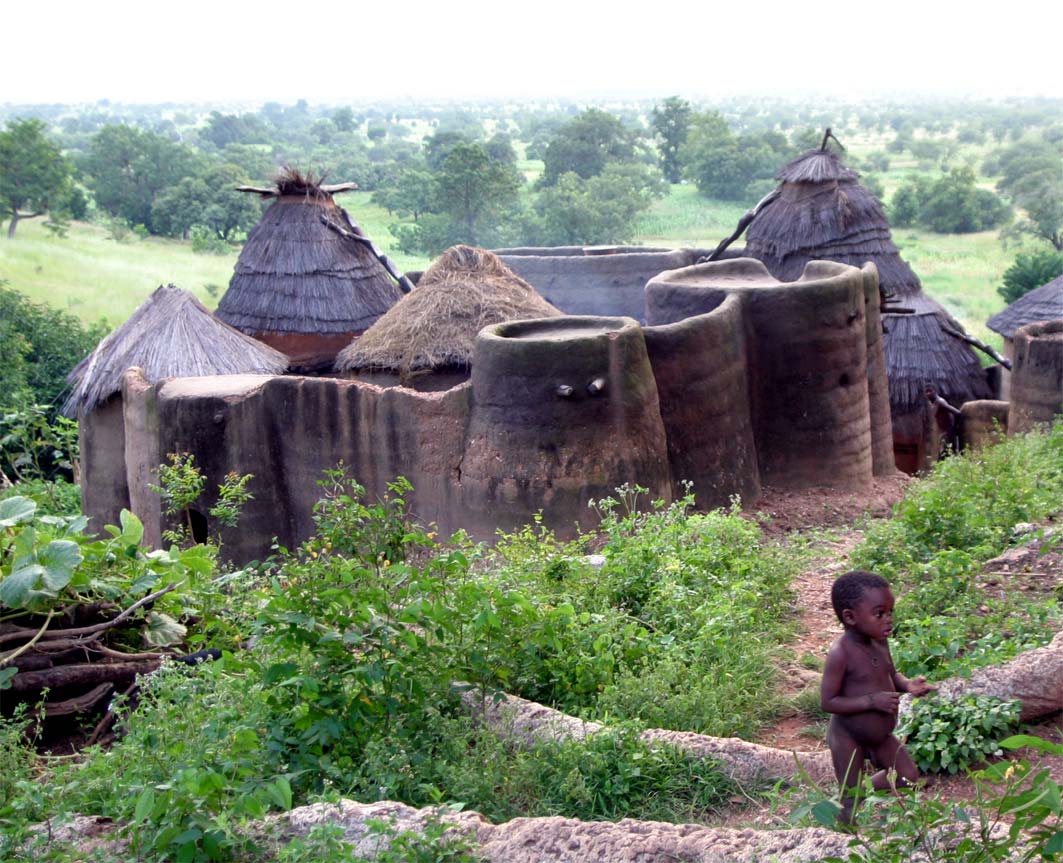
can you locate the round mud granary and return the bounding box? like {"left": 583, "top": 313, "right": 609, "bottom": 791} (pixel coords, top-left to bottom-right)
{"left": 462, "top": 316, "right": 671, "bottom": 536}
{"left": 1009, "top": 319, "right": 1063, "bottom": 434}
{"left": 646, "top": 258, "right": 876, "bottom": 489}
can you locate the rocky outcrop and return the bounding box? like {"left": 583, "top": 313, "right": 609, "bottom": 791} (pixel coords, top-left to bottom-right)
{"left": 280, "top": 799, "right": 853, "bottom": 863}
{"left": 460, "top": 689, "right": 835, "bottom": 786}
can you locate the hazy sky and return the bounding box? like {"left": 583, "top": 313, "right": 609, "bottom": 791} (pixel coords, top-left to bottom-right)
{"left": 8, "top": 0, "right": 1061, "bottom": 105}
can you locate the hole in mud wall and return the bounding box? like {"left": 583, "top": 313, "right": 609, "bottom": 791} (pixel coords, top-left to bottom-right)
{"left": 838, "top": 373, "right": 851, "bottom": 386}
{"left": 189, "top": 509, "right": 209, "bottom": 545}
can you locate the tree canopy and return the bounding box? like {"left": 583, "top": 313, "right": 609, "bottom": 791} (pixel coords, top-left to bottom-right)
{"left": 990, "top": 137, "right": 1063, "bottom": 251}
{"left": 539, "top": 109, "right": 639, "bottom": 186}
{"left": 651, "top": 97, "right": 692, "bottom": 183}
{"left": 0, "top": 119, "right": 72, "bottom": 238}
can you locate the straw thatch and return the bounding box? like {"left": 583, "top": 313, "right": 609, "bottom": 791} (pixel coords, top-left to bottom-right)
{"left": 737, "top": 145, "right": 990, "bottom": 425}
{"left": 987, "top": 274, "right": 1063, "bottom": 339}
{"left": 745, "top": 149, "right": 922, "bottom": 298}
{"left": 335, "top": 245, "right": 562, "bottom": 374}
{"left": 883, "top": 292, "right": 991, "bottom": 417}
{"left": 216, "top": 169, "right": 402, "bottom": 336}
{"left": 64, "top": 285, "right": 288, "bottom": 416}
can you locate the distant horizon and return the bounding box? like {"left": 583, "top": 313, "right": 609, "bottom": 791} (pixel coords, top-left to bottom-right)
{"left": 10, "top": 0, "right": 1063, "bottom": 106}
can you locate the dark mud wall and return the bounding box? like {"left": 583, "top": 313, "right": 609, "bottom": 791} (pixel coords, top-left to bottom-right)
{"left": 1009, "top": 320, "right": 1063, "bottom": 434}
{"left": 121, "top": 374, "right": 469, "bottom": 562}
{"left": 495, "top": 247, "right": 696, "bottom": 322}
{"left": 642, "top": 296, "right": 760, "bottom": 508}
{"left": 79, "top": 396, "right": 129, "bottom": 536}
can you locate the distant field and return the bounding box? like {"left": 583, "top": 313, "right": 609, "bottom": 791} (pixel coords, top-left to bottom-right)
{"left": 1, "top": 186, "right": 1017, "bottom": 346}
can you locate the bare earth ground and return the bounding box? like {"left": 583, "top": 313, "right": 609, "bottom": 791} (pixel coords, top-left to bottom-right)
{"left": 721, "top": 475, "right": 1063, "bottom": 828}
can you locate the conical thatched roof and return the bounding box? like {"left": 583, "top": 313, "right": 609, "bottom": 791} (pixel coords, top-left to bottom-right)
{"left": 884, "top": 292, "right": 991, "bottom": 417}
{"left": 735, "top": 144, "right": 990, "bottom": 420}
{"left": 987, "top": 274, "right": 1063, "bottom": 338}
{"left": 64, "top": 285, "right": 288, "bottom": 416}
{"left": 335, "top": 245, "right": 562, "bottom": 374}
{"left": 215, "top": 170, "right": 402, "bottom": 336}
{"left": 745, "top": 149, "right": 921, "bottom": 297}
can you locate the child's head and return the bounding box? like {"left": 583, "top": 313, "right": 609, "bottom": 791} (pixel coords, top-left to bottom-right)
{"left": 831, "top": 570, "right": 891, "bottom": 624}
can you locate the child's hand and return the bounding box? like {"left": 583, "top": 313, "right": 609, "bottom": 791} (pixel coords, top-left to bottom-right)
{"left": 908, "top": 677, "right": 936, "bottom": 697}
{"left": 868, "top": 691, "right": 901, "bottom": 712}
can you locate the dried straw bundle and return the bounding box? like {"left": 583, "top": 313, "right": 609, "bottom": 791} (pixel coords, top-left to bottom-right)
{"left": 64, "top": 285, "right": 288, "bottom": 416}
{"left": 335, "top": 245, "right": 561, "bottom": 374}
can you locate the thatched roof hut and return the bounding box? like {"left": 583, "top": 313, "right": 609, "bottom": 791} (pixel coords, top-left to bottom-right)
{"left": 64, "top": 284, "right": 289, "bottom": 417}
{"left": 335, "top": 245, "right": 561, "bottom": 386}
{"left": 215, "top": 169, "right": 404, "bottom": 371}
{"left": 987, "top": 274, "right": 1063, "bottom": 340}
{"left": 727, "top": 143, "right": 992, "bottom": 471}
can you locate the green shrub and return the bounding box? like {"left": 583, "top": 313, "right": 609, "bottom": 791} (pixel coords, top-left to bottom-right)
{"left": 897, "top": 694, "right": 1021, "bottom": 774}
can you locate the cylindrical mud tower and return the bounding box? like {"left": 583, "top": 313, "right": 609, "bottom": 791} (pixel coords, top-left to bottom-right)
{"left": 961, "top": 400, "right": 1009, "bottom": 451}
{"left": 646, "top": 258, "right": 877, "bottom": 489}
{"left": 642, "top": 295, "right": 761, "bottom": 508}
{"left": 493, "top": 247, "right": 698, "bottom": 322}
{"left": 461, "top": 316, "right": 672, "bottom": 537}
{"left": 1009, "top": 320, "right": 1063, "bottom": 435}
{"left": 861, "top": 263, "right": 896, "bottom": 475}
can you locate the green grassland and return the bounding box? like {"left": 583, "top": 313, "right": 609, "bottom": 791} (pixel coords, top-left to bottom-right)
{"left": 1, "top": 185, "right": 1016, "bottom": 346}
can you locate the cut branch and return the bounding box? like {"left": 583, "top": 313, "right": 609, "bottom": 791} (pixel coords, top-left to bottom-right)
{"left": 9, "top": 660, "right": 161, "bottom": 693}
{"left": 940, "top": 323, "right": 1012, "bottom": 370}
{"left": 0, "top": 611, "right": 56, "bottom": 667}
{"left": 0, "top": 584, "right": 176, "bottom": 646}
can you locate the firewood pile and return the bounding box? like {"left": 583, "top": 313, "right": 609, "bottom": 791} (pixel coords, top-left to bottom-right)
{"left": 0, "top": 585, "right": 179, "bottom": 744}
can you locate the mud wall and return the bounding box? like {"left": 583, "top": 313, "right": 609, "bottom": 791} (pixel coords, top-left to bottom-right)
{"left": 642, "top": 296, "right": 760, "bottom": 508}
{"left": 79, "top": 396, "right": 129, "bottom": 536}
{"left": 462, "top": 317, "right": 672, "bottom": 537}
{"left": 495, "top": 247, "right": 697, "bottom": 322}
{"left": 1009, "top": 320, "right": 1063, "bottom": 434}
{"left": 646, "top": 258, "right": 876, "bottom": 489}
{"left": 121, "top": 373, "right": 469, "bottom": 562}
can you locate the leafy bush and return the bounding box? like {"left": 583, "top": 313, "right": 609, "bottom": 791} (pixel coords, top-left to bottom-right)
{"left": 897, "top": 694, "right": 1021, "bottom": 774}
{"left": 854, "top": 423, "right": 1063, "bottom": 574}
{"left": 0, "top": 283, "right": 106, "bottom": 410}
{"left": 998, "top": 249, "right": 1063, "bottom": 304}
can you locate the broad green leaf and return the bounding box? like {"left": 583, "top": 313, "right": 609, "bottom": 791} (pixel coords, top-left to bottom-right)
{"left": 0, "top": 564, "right": 45, "bottom": 608}
{"left": 270, "top": 776, "right": 292, "bottom": 811}
{"left": 1044, "top": 831, "right": 1063, "bottom": 854}
{"left": 0, "top": 497, "right": 36, "bottom": 527}
{"left": 811, "top": 799, "right": 841, "bottom": 828}
{"left": 1000, "top": 735, "right": 1063, "bottom": 755}
{"left": 37, "top": 540, "right": 82, "bottom": 592}
{"left": 118, "top": 509, "right": 144, "bottom": 546}
{"left": 0, "top": 667, "right": 17, "bottom": 689}
{"left": 143, "top": 612, "right": 186, "bottom": 647}
{"left": 134, "top": 788, "right": 155, "bottom": 822}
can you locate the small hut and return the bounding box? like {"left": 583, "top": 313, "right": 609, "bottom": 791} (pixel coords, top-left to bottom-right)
{"left": 215, "top": 169, "right": 404, "bottom": 372}
{"left": 987, "top": 273, "right": 1063, "bottom": 399}
{"left": 335, "top": 245, "right": 562, "bottom": 390}
{"left": 66, "top": 285, "right": 289, "bottom": 533}
{"left": 722, "top": 141, "right": 991, "bottom": 473}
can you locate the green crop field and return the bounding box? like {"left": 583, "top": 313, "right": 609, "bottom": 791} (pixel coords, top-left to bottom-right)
{"left": 0, "top": 185, "right": 1018, "bottom": 347}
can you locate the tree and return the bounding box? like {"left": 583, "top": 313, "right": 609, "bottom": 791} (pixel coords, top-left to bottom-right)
{"left": 991, "top": 138, "right": 1063, "bottom": 251}
{"left": 0, "top": 119, "right": 72, "bottom": 239}
{"left": 681, "top": 113, "right": 790, "bottom": 202}
{"left": 81, "top": 125, "right": 201, "bottom": 232}
{"left": 533, "top": 163, "right": 667, "bottom": 245}
{"left": 371, "top": 169, "right": 436, "bottom": 222}
{"left": 332, "top": 107, "right": 356, "bottom": 133}
{"left": 434, "top": 141, "right": 521, "bottom": 245}
{"left": 918, "top": 167, "right": 1011, "bottom": 234}
{"left": 998, "top": 250, "right": 1063, "bottom": 304}
{"left": 539, "top": 109, "right": 637, "bottom": 186}
{"left": 651, "top": 97, "right": 692, "bottom": 183}
{"left": 151, "top": 162, "right": 262, "bottom": 242}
